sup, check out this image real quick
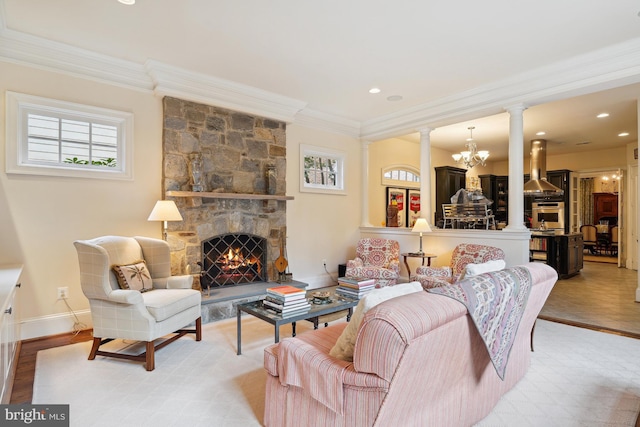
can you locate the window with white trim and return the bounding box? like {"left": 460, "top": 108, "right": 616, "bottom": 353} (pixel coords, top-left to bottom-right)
{"left": 300, "top": 144, "right": 346, "bottom": 194}
{"left": 6, "top": 92, "right": 133, "bottom": 180}
{"left": 382, "top": 165, "right": 420, "bottom": 188}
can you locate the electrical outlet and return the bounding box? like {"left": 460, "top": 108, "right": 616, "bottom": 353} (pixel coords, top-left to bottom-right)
{"left": 57, "top": 286, "right": 69, "bottom": 300}
{"left": 322, "top": 259, "right": 327, "bottom": 267}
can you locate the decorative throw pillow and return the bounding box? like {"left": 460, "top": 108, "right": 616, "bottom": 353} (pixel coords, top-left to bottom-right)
{"left": 329, "top": 281, "right": 423, "bottom": 361}
{"left": 461, "top": 259, "right": 506, "bottom": 280}
{"left": 112, "top": 261, "right": 152, "bottom": 292}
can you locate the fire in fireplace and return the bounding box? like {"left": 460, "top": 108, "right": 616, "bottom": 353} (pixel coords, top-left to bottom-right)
{"left": 201, "top": 233, "right": 267, "bottom": 289}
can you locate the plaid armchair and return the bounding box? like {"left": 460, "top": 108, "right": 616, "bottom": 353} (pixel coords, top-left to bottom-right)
{"left": 416, "top": 243, "right": 505, "bottom": 289}
{"left": 346, "top": 238, "right": 400, "bottom": 287}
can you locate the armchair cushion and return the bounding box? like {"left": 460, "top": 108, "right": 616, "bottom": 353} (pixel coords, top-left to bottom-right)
{"left": 112, "top": 261, "right": 152, "bottom": 292}
{"left": 329, "top": 282, "right": 423, "bottom": 361}
{"left": 142, "top": 289, "right": 202, "bottom": 322}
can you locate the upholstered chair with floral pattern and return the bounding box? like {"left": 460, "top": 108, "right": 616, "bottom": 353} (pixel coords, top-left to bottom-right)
{"left": 346, "top": 238, "right": 400, "bottom": 287}
{"left": 416, "top": 243, "right": 505, "bottom": 289}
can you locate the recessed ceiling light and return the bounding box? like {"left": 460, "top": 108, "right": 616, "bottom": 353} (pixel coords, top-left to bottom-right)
{"left": 536, "top": 131, "right": 546, "bottom": 136}
{"left": 618, "top": 132, "right": 630, "bottom": 137}
{"left": 597, "top": 113, "right": 609, "bottom": 118}
{"left": 369, "top": 88, "right": 381, "bottom": 94}
{"left": 118, "top": 0, "right": 135, "bottom": 4}
{"left": 387, "top": 95, "right": 403, "bottom": 102}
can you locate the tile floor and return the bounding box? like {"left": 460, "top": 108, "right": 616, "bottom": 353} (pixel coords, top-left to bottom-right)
{"left": 539, "top": 258, "right": 640, "bottom": 338}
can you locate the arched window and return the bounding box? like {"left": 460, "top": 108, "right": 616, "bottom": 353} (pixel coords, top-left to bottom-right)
{"left": 381, "top": 165, "right": 420, "bottom": 188}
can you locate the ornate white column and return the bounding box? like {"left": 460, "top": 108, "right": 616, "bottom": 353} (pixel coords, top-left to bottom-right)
{"left": 504, "top": 104, "right": 528, "bottom": 231}
{"left": 360, "top": 140, "right": 373, "bottom": 227}
{"left": 419, "top": 128, "right": 434, "bottom": 225}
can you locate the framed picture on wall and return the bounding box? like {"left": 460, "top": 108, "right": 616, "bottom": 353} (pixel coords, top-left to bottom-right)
{"left": 407, "top": 189, "right": 421, "bottom": 228}
{"left": 386, "top": 187, "right": 406, "bottom": 227}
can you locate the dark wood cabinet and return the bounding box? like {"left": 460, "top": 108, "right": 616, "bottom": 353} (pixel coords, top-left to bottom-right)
{"left": 530, "top": 233, "right": 583, "bottom": 279}
{"left": 561, "top": 233, "right": 584, "bottom": 278}
{"left": 435, "top": 166, "right": 466, "bottom": 227}
{"left": 593, "top": 193, "right": 618, "bottom": 225}
{"left": 495, "top": 176, "right": 508, "bottom": 224}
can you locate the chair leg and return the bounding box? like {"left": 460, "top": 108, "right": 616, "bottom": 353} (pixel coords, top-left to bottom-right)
{"left": 145, "top": 341, "right": 155, "bottom": 371}
{"left": 195, "top": 317, "right": 202, "bottom": 341}
{"left": 88, "top": 337, "right": 101, "bottom": 360}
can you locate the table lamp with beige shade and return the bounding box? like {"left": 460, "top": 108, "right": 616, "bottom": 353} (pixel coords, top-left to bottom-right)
{"left": 147, "top": 200, "right": 183, "bottom": 240}
{"left": 411, "top": 218, "right": 432, "bottom": 255}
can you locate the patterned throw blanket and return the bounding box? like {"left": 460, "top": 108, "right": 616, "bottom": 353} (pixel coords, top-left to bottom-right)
{"left": 427, "top": 266, "right": 532, "bottom": 380}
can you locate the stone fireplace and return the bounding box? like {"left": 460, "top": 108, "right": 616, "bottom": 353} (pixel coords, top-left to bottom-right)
{"left": 160, "top": 97, "right": 289, "bottom": 299}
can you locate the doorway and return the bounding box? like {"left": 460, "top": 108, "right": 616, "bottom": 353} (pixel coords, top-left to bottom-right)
{"left": 577, "top": 170, "right": 623, "bottom": 267}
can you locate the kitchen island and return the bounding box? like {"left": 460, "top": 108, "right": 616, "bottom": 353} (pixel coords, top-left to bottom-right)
{"left": 529, "top": 230, "right": 583, "bottom": 279}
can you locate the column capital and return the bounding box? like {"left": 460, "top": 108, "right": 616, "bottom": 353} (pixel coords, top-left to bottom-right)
{"left": 504, "top": 103, "right": 528, "bottom": 115}
{"left": 418, "top": 127, "right": 434, "bottom": 135}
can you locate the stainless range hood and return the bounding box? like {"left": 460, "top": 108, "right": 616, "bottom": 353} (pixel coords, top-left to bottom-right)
{"left": 523, "top": 139, "right": 564, "bottom": 196}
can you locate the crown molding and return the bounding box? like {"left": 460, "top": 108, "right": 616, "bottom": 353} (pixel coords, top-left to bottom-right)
{"left": 1, "top": 16, "right": 639, "bottom": 141}
{"left": 0, "top": 28, "right": 153, "bottom": 92}
{"left": 293, "top": 108, "right": 361, "bottom": 137}
{"left": 145, "top": 60, "right": 307, "bottom": 123}
{"left": 361, "top": 37, "right": 640, "bottom": 141}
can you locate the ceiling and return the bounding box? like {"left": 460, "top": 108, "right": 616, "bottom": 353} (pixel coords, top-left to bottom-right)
{"left": 2, "top": 0, "right": 640, "bottom": 161}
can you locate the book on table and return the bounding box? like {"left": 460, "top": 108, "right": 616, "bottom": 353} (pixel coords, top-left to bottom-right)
{"left": 337, "top": 281, "right": 376, "bottom": 291}
{"left": 336, "top": 285, "right": 373, "bottom": 299}
{"left": 338, "top": 276, "right": 376, "bottom": 287}
{"left": 266, "top": 285, "right": 306, "bottom": 301}
{"left": 263, "top": 298, "right": 311, "bottom": 312}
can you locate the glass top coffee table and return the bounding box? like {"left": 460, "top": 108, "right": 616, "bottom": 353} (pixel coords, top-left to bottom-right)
{"left": 236, "top": 293, "right": 358, "bottom": 355}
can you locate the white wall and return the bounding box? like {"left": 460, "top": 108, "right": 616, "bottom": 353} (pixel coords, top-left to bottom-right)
{"left": 285, "top": 124, "right": 362, "bottom": 289}
{"left": 0, "top": 62, "right": 362, "bottom": 338}
{"left": 0, "top": 61, "right": 165, "bottom": 338}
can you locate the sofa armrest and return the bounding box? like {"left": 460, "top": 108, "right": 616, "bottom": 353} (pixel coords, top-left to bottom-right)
{"left": 152, "top": 275, "right": 194, "bottom": 289}
{"left": 415, "top": 275, "right": 452, "bottom": 290}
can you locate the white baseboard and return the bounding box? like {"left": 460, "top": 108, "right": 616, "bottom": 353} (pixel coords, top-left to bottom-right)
{"left": 19, "top": 310, "right": 93, "bottom": 341}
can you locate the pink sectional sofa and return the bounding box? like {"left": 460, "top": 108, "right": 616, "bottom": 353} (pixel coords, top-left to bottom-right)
{"left": 263, "top": 262, "right": 557, "bottom": 427}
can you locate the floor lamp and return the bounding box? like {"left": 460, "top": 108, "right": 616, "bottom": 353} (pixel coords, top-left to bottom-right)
{"left": 147, "top": 200, "right": 183, "bottom": 240}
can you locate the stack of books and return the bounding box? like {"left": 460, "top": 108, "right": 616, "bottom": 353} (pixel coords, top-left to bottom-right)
{"left": 336, "top": 276, "right": 376, "bottom": 299}
{"left": 263, "top": 285, "right": 311, "bottom": 317}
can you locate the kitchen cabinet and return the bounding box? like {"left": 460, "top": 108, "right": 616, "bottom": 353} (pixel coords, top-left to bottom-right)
{"left": 435, "top": 166, "right": 466, "bottom": 227}
{"left": 502, "top": 169, "right": 572, "bottom": 231}
{"left": 529, "top": 233, "right": 582, "bottom": 279}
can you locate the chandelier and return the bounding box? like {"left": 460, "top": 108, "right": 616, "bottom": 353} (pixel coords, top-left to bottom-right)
{"left": 451, "top": 126, "right": 489, "bottom": 169}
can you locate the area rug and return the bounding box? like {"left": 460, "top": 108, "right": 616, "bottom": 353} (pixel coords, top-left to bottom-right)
{"left": 34, "top": 318, "right": 640, "bottom": 427}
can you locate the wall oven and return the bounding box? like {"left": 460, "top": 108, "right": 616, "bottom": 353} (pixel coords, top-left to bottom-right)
{"left": 532, "top": 201, "right": 565, "bottom": 230}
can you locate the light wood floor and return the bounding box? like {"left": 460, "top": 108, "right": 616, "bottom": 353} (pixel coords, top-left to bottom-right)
{"left": 9, "top": 259, "right": 639, "bottom": 410}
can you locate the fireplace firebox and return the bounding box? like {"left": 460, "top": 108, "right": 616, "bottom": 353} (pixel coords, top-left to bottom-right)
{"left": 200, "top": 234, "right": 267, "bottom": 289}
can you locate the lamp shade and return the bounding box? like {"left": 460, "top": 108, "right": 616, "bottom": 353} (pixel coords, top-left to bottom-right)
{"left": 147, "top": 200, "right": 183, "bottom": 222}
{"left": 412, "top": 218, "right": 432, "bottom": 233}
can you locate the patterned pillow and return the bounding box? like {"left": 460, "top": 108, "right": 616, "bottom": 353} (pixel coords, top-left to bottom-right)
{"left": 112, "top": 261, "right": 152, "bottom": 292}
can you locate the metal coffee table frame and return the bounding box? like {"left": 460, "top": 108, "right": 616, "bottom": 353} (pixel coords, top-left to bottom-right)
{"left": 236, "top": 295, "right": 358, "bottom": 355}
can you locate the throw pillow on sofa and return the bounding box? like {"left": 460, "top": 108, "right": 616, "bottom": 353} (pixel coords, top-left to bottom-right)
{"left": 329, "top": 282, "right": 423, "bottom": 361}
